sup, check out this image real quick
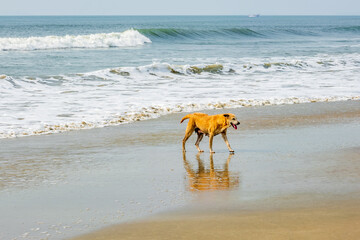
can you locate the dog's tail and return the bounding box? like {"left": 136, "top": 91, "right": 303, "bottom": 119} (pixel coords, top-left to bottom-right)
{"left": 180, "top": 114, "right": 192, "bottom": 123}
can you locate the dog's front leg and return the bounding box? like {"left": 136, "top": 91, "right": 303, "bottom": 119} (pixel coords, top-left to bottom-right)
{"left": 209, "top": 134, "right": 215, "bottom": 153}
{"left": 221, "top": 132, "right": 234, "bottom": 153}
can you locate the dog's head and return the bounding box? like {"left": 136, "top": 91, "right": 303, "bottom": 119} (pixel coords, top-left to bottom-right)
{"left": 223, "top": 113, "right": 240, "bottom": 130}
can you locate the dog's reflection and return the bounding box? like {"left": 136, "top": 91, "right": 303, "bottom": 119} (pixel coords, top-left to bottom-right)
{"left": 183, "top": 152, "right": 240, "bottom": 191}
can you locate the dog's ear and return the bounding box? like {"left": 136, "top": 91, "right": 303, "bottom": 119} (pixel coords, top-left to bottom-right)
{"left": 223, "top": 114, "right": 229, "bottom": 118}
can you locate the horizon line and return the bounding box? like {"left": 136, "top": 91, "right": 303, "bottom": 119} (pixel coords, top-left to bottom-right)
{"left": 0, "top": 14, "right": 360, "bottom": 17}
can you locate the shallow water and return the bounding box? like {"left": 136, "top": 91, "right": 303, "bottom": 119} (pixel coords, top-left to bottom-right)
{"left": 0, "top": 102, "right": 359, "bottom": 239}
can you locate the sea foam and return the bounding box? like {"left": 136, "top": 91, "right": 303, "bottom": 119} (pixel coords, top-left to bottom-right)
{"left": 0, "top": 29, "right": 151, "bottom": 51}
{"left": 1, "top": 54, "right": 359, "bottom": 139}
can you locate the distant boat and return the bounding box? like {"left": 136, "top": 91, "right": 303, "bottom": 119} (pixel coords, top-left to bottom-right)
{"left": 248, "top": 14, "right": 260, "bottom": 18}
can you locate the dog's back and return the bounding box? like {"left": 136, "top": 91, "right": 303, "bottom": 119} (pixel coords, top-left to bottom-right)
{"left": 180, "top": 112, "right": 208, "bottom": 123}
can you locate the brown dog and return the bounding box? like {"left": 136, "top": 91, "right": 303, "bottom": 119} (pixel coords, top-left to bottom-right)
{"left": 180, "top": 113, "right": 240, "bottom": 153}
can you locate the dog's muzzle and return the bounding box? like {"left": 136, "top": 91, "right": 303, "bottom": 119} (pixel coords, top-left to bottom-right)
{"left": 231, "top": 122, "right": 240, "bottom": 130}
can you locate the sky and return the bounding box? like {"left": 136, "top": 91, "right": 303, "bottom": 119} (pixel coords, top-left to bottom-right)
{"left": 0, "top": 0, "right": 359, "bottom": 15}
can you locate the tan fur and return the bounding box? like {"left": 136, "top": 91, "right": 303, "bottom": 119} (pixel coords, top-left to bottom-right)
{"left": 180, "top": 112, "right": 240, "bottom": 153}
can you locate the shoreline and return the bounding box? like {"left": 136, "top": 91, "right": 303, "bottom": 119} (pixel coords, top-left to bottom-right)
{"left": 1, "top": 97, "right": 359, "bottom": 139}
{"left": 1, "top": 100, "right": 360, "bottom": 239}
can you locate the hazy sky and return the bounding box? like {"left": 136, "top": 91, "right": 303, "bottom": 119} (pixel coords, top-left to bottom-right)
{"left": 1, "top": 0, "right": 359, "bottom": 15}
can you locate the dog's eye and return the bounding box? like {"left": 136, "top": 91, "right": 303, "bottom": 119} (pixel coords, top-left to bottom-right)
{"left": 232, "top": 118, "right": 235, "bottom": 120}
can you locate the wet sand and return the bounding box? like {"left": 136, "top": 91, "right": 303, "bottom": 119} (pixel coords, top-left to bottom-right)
{"left": 72, "top": 146, "right": 360, "bottom": 240}
{"left": 0, "top": 100, "right": 360, "bottom": 239}
{"left": 72, "top": 200, "right": 360, "bottom": 240}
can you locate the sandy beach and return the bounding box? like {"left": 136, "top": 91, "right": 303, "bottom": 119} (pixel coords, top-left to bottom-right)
{"left": 1, "top": 100, "right": 360, "bottom": 239}
{"left": 72, "top": 199, "right": 360, "bottom": 240}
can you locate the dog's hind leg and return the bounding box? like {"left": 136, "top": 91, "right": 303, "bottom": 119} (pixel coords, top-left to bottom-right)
{"left": 182, "top": 119, "right": 195, "bottom": 152}
{"left": 194, "top": 131, "right": 204, "bottom": 152}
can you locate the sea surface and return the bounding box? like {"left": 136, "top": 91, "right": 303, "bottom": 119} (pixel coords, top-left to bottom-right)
{"left": 0, "top": 16, "right": 359, "bottom": 138}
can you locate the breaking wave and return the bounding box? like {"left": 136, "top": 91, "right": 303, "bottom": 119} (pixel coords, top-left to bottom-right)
{"left": 0, "top": 29, "right": 151, "bottom": 51}
{"left": 2, "top": 25, "right": 359, "bottom": 52}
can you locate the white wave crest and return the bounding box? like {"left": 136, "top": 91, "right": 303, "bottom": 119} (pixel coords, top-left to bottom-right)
{"left": 0, "top": 29, "right": 151, "bottom": 51}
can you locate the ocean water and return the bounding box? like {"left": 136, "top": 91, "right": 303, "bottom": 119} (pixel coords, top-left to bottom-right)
{"left": 0, "top": 16, "right": 359, "bottom": 138}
